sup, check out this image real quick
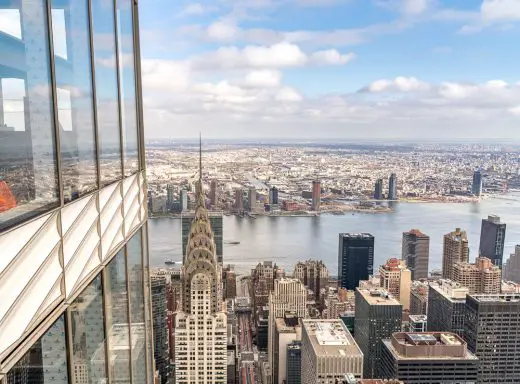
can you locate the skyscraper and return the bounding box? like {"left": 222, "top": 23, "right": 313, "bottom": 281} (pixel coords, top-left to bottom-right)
{"left": 503, "top": 245, "right": 520, "bottom": 282}
{"left": 268, "top": 278, "right": 307, "bottom": 384}
{"left": 402, "top": 229, "right": 430, "bottom": 280}
{"left": 286, "top": 341, "right": 302, "bottom": 384}
{"left": 354, "top": 288, "right": 402, "bottom": 378}
{"left": 388, "top": 173, "right": 397, "bottom": 200}
{"left": 269, "top": 186, "right": 279, "bottom": 205}
{"left": 0, "top": 1, "right": 153, "bottom": 383}
{"left": 378, "top": 332, "right": 478, "bottom": 384}
{"left": 210, "top": 179, "right": 218, "bottom": 207}
{"left": 465, "top": 293, "right": 520, "bottom": 383}
{"left": 273, "top": 313, "right": 301, "bottom": 384}
{"left": 472, "top": 170, "right": 482, "bottom": 196}
{"left": 248, "top": 186, "right": 257, "bottom": 212}
{"left": 293, "top": 260, "right": 329, "bottom": 301}
{"left": 378, "top": 258, "right": 412, "bottom": 310}
{"left": 374, "top": 178, "right": 384, "bottom": 200}
{"left": 301, "top": 320, "right": 363, "bottom": 384}
{"left": 479, "top": 215, "right": 506, "bottom": 267}
{"left": 338, "top": 233, "right": 375, "bottom": 290}
{"left": 181, "top": 211, "right": 223, "bottom": 264}
{"left": 174, "top": 141, "right": 227, "bottom": 384}
{"left": 234, "top": 189, "right": 244, "bottom": 211}
{"left": 442, "top": 228, "right": 469, "bottom": 280}
{"left": 180, "top": 189, "right": 188, "bottom": 211}
{"left": 427, "top": 280, "right": 468, "bottom": 338}
{"left": 151, "top": 275, "right": 170, "bottom": 384}
{"left": 167, "top": 184, "right": 175, "bottom": 211}
{"left": 311, "top": 180, "right": 321, "bottom": 211}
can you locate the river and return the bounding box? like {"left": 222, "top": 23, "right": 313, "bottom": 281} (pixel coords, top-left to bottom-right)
{"left": 148, "top": 194, "right": 520, "bottom": 275}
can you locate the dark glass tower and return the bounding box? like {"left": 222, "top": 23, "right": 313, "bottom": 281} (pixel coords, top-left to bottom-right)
{"left": 269, "top": 186, "right": 279, "bottom": 205}
{"left": 479, "top": 215, "right": 506, "bottom": 267}
{"left": 338, "top": 233, "right": 374, "bottom": 290}
{"left": 472, "top": 170, "right": 482, "bottom": 196}
{"left": 374, "top": 178, "right": 384, "bottom": 200}
{"left": 388, "top": 173, "right": 397, "bottom": 200}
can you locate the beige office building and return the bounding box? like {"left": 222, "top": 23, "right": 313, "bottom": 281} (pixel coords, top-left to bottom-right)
{"left": 301, "top": 320, "right": 363, "bottom": 384}
{"left": 379, "top": 258, "right": 412, "bottom": 310}
{"left": 442, "top": 228, "right": 469, "bottom": 280}
{"left": 452, "top": 257, "right": 501, "bottom": 294}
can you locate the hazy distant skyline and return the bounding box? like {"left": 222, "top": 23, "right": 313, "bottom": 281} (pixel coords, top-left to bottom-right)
{"left": 139, "top": 0, "right": 520, "bottom": 140}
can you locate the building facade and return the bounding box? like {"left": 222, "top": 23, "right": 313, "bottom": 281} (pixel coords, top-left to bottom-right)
{"left": 410, "top": 281, "right": 429, "bottom": 315}
{"left": 503, "top": 245, "right": 520, "bottom": 283}
{"left": 174, "top": 149, "right": 228, "bottom": 384}
{"left": 378, "top": 332, "right": 478, "bottom": 384}
{"left": 293, "top": 260, "right": 329, "bottom": 301}
{"left": 151, "top": 276, "right": 170, "bottom": 384}
{"left": 181, "top": 211, "right": 223, "bottom": 264}
{"left": 269, "top": 187, "right": 279, "bottom": 205}
{"left": 354, "top": 289, "right": 402, "bottom": 379}
{"left": 465, "top": 293, "right": 520, "bottom": 383}
{"left": 388, "top": 173, "right": 397, "bottom": 200}
{"left": 286, "top": 341, "right": 301, "bottom": 384}
{"left": 311, "top": 180, "right": 321, "bottom": 211}
{"left": 452, "top": 257, "right": 501, "bottom": 294}
{"left": 379, "top": 258, "right": 412, "bottom": 310}
{"left": 442, "top": 228, "right": 469, "bottom": 280}
{"left": 338, "top": 233, "right": 375, "bottom": 290}
{"left": 273, "top": 314, "right": 301, "bottom": 384}
{"left": 472, "top": 170, "right": 482, "bottom": 196}
{"left": 374, "top": 179, "right": 384, "bottom": 200}
{"left": 479, "top": 215, "right": 506, "bottom": 268}
{"left": 301, "top": 320, "right": 363, "bottom": 384}
{"left": 402, "top": 229, "right": 430, "bottom": 280}
{"left": 427, "top": 280, "right": 468, "bottom": 338}
{"left": 0, "top": 1, "right": 154, "bottom": 383}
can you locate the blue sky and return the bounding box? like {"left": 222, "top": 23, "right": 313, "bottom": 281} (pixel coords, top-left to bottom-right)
{"left": 138, "top": 0, "right": 520, "bottom": 140}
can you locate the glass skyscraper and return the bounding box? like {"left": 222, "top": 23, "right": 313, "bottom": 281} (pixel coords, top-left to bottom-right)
{"left": 338, "top": 233, "right": 375, "bottom": 290}
{"left": 0, "top": 1, "right": 153, "bottom": 383}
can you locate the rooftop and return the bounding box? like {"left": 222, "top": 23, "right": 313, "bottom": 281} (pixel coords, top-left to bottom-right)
{"left": 469, "top": 293, "right": 520, "bottom": 303}
{"left": 302, "top": 319, "right": 362, "bottom": 357}
{"left": 429, "top": 279, "right": 469, "bottom": 301}
{"left": 339, "top": 233, "right": 374, "bottom": 239}
{"left": 405, "top": 228, "right": 428, "bottom": 237}
{"left": 357, "top": 288, "right": 401, "bottom": 305}
{"left": 409, "top": 315, "right": 427, "bottom": 323}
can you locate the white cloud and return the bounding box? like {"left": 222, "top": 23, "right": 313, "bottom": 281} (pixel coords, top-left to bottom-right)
{"left": 141, "top": 59, "right": 191, "bottom": 91}
{"left": 310, "top": 50, "right": 356, "bottom": 65}
{"left": 0, "top": 9, "right": 21, "bottom": 38}
{"left": 275, "top": 87, "right": 303, "bottom": 102}
{"left": 481, "top": 0, "right": 520, "bottom": 21}
{"left": 178, "top": 3, "right": 217, "bottom": 17}
{"left": 242, "top": 70, "right": 282, "bottom": 88}
{"left": 364, "top": 77, "right": 430, "bottom": 92}
{"left": 402, "top": 0, "right": 429, "bottom": 15}
{"left": 509, "top": 105, "right": 520, "bottom": 116}
{"left": 207, "top": 21, "right": 239, "bottom": 41}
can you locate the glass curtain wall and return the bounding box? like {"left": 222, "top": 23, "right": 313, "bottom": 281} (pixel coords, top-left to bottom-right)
{"left": 5, "top": 228, "right": 152, "bottom": 384}
{"left": 0, "top": 0, "right": 141, "bottom": 230}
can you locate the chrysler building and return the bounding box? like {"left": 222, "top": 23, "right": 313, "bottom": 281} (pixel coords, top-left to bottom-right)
{"left": 174, "top": 138, "right": 227, "bottom": 384}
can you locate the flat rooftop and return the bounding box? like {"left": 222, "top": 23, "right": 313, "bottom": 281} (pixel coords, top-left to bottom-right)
{"left": 469, "top": 293, "right": 520, "bottom": 303}
{"left": 302, "top": 319, "right": 362, "bottom": 357}
{"left": 339, "top": 233, "right": 373, "bottom": 239}
{"left": 357, "top": 288, "right": 401, "bottom": 305}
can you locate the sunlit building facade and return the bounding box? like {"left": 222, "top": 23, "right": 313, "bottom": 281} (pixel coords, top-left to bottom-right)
{"left": 0, "top": 1, "right": 153, "bottom": 384}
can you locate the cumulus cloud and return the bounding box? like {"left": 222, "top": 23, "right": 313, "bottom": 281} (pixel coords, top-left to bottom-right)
{"left": 242, "top": 70, "right": 282, "bottom": 88}
{"left": 481, "top": 0, "right": 520, "bottom": 21}
{"left": 402, "top": 0, "right": 429, "bottom": 15}
{"left": 310, "top": 50, "right": 356, "bottom": 65}
{"left": 362, "top": 77, "right": 430, "bottom": 93}
{"left": 177, "top": 3, "right": 218, "bottom": 17}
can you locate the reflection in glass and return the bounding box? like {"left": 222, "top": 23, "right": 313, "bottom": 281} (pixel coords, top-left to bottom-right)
{"left": 105, "top": 250, "right": 132, "bottom": 384}
{"left": 116, "top": 0, "right": 138, "bottom": 176}
{"left": 142, "top": 225, "right": 154, "bottom": 384}
{"left": 127, "top": 231, "right": 147, "bottom": 384}
{"left": 70, "top": 275, "right": 107, "bottom": 384}
{"left": 51, "top": 0, "right": 97, "bottom": 202}
{"left": 0, "top": 0, "right": 59, "bottom": 230}
{"left": 91, "top": 0, "right": 122, "bottom": 186}
{"left": 6, "top": 315, "right": 68, "bottom": 384}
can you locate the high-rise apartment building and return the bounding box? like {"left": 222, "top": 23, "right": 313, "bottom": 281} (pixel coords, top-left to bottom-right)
{"left": 452, "top": 257, "right": 501, "bottom": 294}
{"left": 427, "top": 280, "right": 469, "bottom": 338}
{"left": 269, "top": 186, "right": 279, "bottom": 205}
{"left": 374, "top": 178, "right": 384, "bottom": 200}
{"left": 268, "top": 278, "right": 307, "bottom": 384}
{"left": 379, "top": 258, "right": 412, "bottom": 310}
{"left": 210, "top": 179, "right": 218, "bottom": 207}
{"left": 167, "top": 184, "right": 175, "bottom": 211}
{"left": 181, "top": 211, "right": 223, "bottom": 263}
{"left": 402, "top": 229, "right": 430, "bottom": 280}
{"left": 293, "top": 260, "right": 329, "bottom": 301}
{"left": 301, "top": 320, "right": 363, "bottom": 384}
{"left": 223, "top": 265, "right": 237, "bottom": 299}
{"left": 472, "top": 170, "right": 482, "bottom": 196}
{"left": 410, "top": 281, "right": 429, "bottom": 315}
{"left": 479, "top": 215, "right": 506, "bottom": 267}
{"left": 379, "top": 332, "right": 478, "bottom": 384}
{"left": 338, "top": 233, "right": 375, "bottom": 290}
{"left": 180, "top": 189, "right": 188, "bottom": 211}
{"left": 354, "top": 288, "right": 402, "bottom": 378}
{"left": 503, "top": 244, "right": 520, "bottom": 282}
{"left": 388, "top": 173, "right": 397, "bottom": 200}
{"left": 234, "top": 189, "right": 244, "bottom": 211}
{"left": 151, "top": 276, "right": 170, "bottom": 384}
{"left": 465, "top": 293, "right": 520, "bottom": 383}
{"left": 286, "top": 341, "right": 301, "bottom": 384}
{"left": 252, "top": 261, "right": 283, "bottom": 322}
{"left": 248, "top": 186, "right": 257, "bottom": 212}
{"left": 0, "top": 1, "right": 154, "bottom": 383}
{"left": 442, "top": 228, "right": 469, "bottom": 280}
{"left": 311, "top": 180, "right": 321, "bottom": 211}
{"left": 174, "top": 147, "right": 227, "bottom": 384}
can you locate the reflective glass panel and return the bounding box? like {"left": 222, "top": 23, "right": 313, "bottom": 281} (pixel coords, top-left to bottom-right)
{"left": 51, "top": 0, "right": 97, "bottom": 202}
{"left": 69, "top": 275, "right": 107, "bottom": 384}
{"left": 105, "top": 250, "right": 131, "bottom": 384}
{"left": 6, "top": 315, "right": 68, "bottom": 384}
{"left": 142, "top": 225, "right": 154, "bottom": 384}
{"left": 0, "top": 0, "right": 59, "bottom": 231}
{"left": 127, "top": 231, "right": 146, "bottom": 384}
{"left": 91, "top": 0, "right": 122, "bottom": 186}
{"left": 116, "top": 0, "right": 138, "bottom": 176}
